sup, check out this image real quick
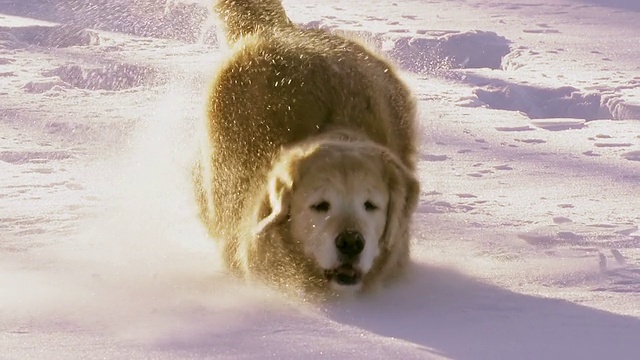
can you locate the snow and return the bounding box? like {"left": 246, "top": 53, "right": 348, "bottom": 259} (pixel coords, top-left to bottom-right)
{"left": 1, "top": 0, "right": 639, "bottom": 358}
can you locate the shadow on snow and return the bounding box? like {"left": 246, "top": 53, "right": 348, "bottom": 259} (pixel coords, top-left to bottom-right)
{"left": 326, "top": 262, "right": 640, "bottom": 359}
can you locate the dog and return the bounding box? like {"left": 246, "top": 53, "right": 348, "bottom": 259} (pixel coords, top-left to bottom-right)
{"left": 194, "top": 0, "right": 419, "bottom": 298}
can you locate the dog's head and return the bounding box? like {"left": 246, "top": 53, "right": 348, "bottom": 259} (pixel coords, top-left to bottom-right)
{"left": 254, "top": 140, "right": 419, "bottom": 293}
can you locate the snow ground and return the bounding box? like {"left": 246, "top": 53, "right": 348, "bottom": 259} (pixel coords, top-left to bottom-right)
{"left": 1, "top": 0, "right": 639, "bottom": 359}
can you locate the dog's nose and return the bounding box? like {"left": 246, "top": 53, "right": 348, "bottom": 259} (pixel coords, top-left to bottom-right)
{"left": 335, "top": 230, "right": 365, "bottom": 257}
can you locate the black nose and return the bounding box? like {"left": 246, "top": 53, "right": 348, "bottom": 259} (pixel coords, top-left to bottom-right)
{"left": 335, "top": 230, "right": 365, "bottom": 257}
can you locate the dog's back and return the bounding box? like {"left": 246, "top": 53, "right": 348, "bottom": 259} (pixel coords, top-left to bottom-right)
{"left": 210, "top": 1, "right": 416, "bottom": 158}
{"left": 215, "top": 0, "right": 293, "bottom": 44}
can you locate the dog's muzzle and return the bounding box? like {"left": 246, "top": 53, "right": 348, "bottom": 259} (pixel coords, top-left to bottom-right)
{"left": 324, "top": 230, "right": 365, "bottom": 286}
{"left": 324, "top": 264, "right": 362, "bottom": 286}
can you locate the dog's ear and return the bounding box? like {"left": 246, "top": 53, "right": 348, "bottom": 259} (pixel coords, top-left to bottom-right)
{"left": 380, "top": 151, "right": 419, "bottom": 251}
{"left": 253, "top": 161, "right": 294, "bottom": 235}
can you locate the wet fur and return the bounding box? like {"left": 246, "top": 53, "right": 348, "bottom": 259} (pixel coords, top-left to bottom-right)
{"left": 195, "top": 0, "right": 419, "bottom": 297}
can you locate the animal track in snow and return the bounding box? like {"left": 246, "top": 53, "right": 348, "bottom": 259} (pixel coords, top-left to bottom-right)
{"left": 520, "top": 219, "right": 640, "bottom": 258}
{"left": 459, "top": 52, "right": 640, "bottom": 121}
{"left": 622, "top": 151, "right": 640, "bottom": 162}
{"left": 522, "top": 29, "right": 561, "bottom": 34}
{"left": 593, "top": 142, "right": 632, "bottom": 148}
{"left": 558, "top": 204, "right": 575, "bottom": 208}
{"left": 467, "top": 171, "right": 493, "bottom": 178}
{"left": 515, "top": 138, "right": 546, "bottom": 144}
{"left": 474, "top": 83, "right": 603, "bottom": 120}
{"left": 0, "top": 150, "right": 74, "bottom": 164}
{"left": 553, "top": 217, "right": 573, "bottom": 224}
{"left": 583, "top": 150, "right": 600, "bottom": 157}
{"left": 422, "top": 154, "right": 449, "bottom": 162}
{"left": 418, "top": 190, "right": 490, "bottom": 214}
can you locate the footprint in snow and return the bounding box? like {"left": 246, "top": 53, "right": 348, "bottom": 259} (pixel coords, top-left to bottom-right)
{"left": 553, "top": 216, "right": 573, "bottom": 224}
{"left": 495, "top": 126, "right": 535, "bottom": 132}
{"left": 465, "top": 165, "right": 494, "bottom": 177}
{"left": 557, "top": 203, "right": 575, "bottom": 208}
{"left": 418, "top": 199, "right": 477, "bottom": 214}
{"left": 622, "top": 150, "right": 640, "bottom": 161}
{"left": 594, "top": 142, "right": 632, "bottom": 148}
{"left": 523, "top": 29, "right": 561, "bottom": 34}
{"left": 456, "top": 193, "right": 477, "bottom": 199}
{"left": 0, "top": 150, "right": 73, "bottom": 164}
{"left": 516, "top": 138, "right": 546, "bottom": 144}
{"left": 64, "top": 182, "right": 85, "bottom": 191}
{"left": 422, "top": 154, "right": 449, "bottom": 162}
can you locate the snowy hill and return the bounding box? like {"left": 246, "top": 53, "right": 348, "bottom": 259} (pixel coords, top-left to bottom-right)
{"left": 1, "top": 0, "right": 639, "bottom": 359}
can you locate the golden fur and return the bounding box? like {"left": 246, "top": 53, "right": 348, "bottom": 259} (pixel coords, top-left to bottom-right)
{"left": 195, "top": 0, "right": 419, "bottom": 298}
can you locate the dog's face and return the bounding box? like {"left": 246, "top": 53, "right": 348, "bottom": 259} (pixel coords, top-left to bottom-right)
{"left": 254, "top": 141, "right": 418, "bottom": 293}
{"left": 289, "top": 155, "right": 389, "bottom": 292}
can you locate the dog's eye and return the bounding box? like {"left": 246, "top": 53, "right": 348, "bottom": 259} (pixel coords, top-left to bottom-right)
{"left": 311, "top": 201, "right": 331, "bottom": 212}
{"left": 364, "top": 201, "right": 378, "bottom": 211}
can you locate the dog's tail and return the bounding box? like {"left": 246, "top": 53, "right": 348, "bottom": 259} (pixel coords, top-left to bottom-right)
{"left": 214, "top": 0, "right": 292, "bottom": 44}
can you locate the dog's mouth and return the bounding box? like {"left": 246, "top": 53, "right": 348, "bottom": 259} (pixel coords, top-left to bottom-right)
{"left": 324, "top": 264, "right": 362, "bottom": 286}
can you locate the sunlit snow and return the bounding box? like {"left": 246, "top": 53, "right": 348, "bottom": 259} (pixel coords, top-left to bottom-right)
{"left": 1, "top": 0, "right": 639, "bottom": 358}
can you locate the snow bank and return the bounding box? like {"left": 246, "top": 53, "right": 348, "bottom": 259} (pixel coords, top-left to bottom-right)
{"left": 304, "top": 19, "right": 640, "bottom": 121}
{"left": 461, "top": 71, "right": 640, "bottom": 121}
{"left": 0, "top": 0, "right": 213, "bottom": 43}
{"left": 0, "top": 24, "right": 101, "bottom": 48}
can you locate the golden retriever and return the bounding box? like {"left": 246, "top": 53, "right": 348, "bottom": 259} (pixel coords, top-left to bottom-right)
{"left": 194, "top": 0, "right": 419, "bottom": 298}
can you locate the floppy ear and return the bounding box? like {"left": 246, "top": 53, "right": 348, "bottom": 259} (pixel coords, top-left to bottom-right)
{"left": 380, "top": 151, "right": 420, "bottom": 251}
{"left": 253, "top": 163, "right": 294, "bottom": 235}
